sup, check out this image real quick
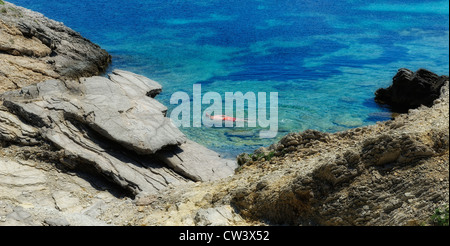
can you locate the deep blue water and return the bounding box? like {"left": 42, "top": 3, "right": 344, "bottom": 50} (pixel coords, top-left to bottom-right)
{"left": 8, "top": 0, "right": 449, "bottom": 158}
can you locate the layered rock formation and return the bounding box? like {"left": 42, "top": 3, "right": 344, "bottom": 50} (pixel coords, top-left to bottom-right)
{"left": 132, "top": 80, "right": 448, "bottom": 226}
{"left": 0, "top": 1, "right": 240, "bottom": 225}
{"left": 1, "top": 1, "right": 236, "bottom": 198}
{"left": 3, "top": 77, "right": 447, "bottom": 225}
{"left": 0, "top": 1, "right": 448, "bottom": 226}
{"left": 0, "top": 1, "right": 111, "bottom": 93}
{"left": 0, "top": 69, "right": 237, "bottom": 196}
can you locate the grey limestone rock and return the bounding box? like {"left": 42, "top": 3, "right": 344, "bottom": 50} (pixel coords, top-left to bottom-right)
{"left": 2, "top": 72, "right": 186, "bottom": 155}
{"left": 0, "top": 70, "right": 236, "bottom": 195}
{"left": 158, "top": 140, "right": 238, "bottom": 182}
{"left": 0, "top": 1, "right": 111, "bottom": 79}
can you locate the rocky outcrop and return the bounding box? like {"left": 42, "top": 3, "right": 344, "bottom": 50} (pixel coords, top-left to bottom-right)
{"left": 0, "top": 1, "right": 111, "bottom": 93}
{"left": 1, "top": 65, "right": 448, "bottom": 226}
{"left": 227, "top": 81, "right": 449, "bottom": 226}
{"left": 0, "top": 147, "right": 247, "bottom": 226}
{"left": 1, "top": 1, "right": 448, "bottom": 226}
{"left": 1, "top": 2, "right": 239, "bottom": 226}
{"left": 0, "top": 155, "right": 112, "bottom": 226}
{"left": 131, "top": 77, "right": 448, "bottom": 226}
{"left": 375, "top": 68, "right": 448, "bottom": 112}
{"left": 0, "top": 70, "right": 237, "bottom": 196}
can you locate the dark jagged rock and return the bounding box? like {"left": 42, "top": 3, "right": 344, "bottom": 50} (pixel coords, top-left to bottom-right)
{"left": 375, "top": 68, "right": 448, "bottom": 112}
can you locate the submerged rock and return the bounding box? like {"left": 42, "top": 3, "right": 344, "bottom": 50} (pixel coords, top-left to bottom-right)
{"left": 375, "top": 68, "right": 448, "bottom": 112}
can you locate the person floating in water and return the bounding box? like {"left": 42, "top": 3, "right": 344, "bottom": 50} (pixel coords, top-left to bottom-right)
{"left": 205, "top": 112, "right": 247, "bottom": 122}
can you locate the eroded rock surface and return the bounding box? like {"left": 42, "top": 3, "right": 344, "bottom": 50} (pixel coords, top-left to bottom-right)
{"left": 133, "top": 79, "right": 449, "bottom": 226}
{"left": 0, "top": 1, "right": 111, "bottom": 93}
{"left": 1, "top": 1, "right": 448, "bottom": 226}
{"left": 0, "top": 70, "right": 237, "bottom": 195}
{"left": 228, "top": 81, "right": 449, "bottom": 225}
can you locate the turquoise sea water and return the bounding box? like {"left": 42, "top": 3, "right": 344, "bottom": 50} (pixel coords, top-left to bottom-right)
{"left": 8, "top": 0, "right": 449, "bottom": 158}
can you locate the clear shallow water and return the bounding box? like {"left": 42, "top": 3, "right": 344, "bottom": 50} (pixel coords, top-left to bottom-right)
{"left": 9, "top": 0, "right": 449, "bottom": 158}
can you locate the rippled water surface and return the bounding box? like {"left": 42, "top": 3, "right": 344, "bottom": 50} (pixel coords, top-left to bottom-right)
{"left": 9, "top": 0, "right": 449, "bottom": 157}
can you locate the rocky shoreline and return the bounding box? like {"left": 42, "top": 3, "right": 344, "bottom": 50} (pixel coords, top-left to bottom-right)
{"left": 1, "top": 1, "right": 448, "bottom": 226}
{"left": 0, "top": 1, "right": 110, "bottom": 92}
